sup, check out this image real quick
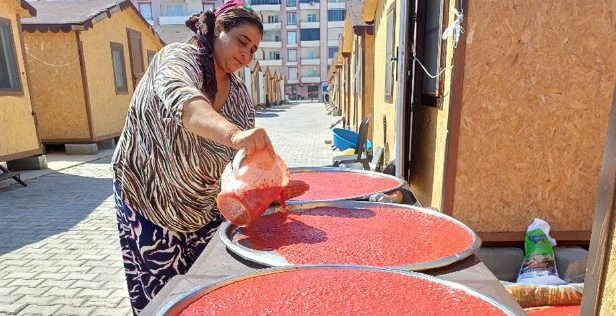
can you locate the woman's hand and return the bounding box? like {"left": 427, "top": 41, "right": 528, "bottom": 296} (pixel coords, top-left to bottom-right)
{"left": 281, "top": 180, "right": 310, "bottom": 201}
{"left": 230, "top": 128, "right": 273, "bottom": 155}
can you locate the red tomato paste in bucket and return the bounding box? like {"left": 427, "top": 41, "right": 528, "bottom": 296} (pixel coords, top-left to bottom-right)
{"left": 290, "top": 171, "right": 400, "bottom": 200}
{"left": 241, "top": 206, "right": 474, "bottom": 266}
{"left": 178, "top": 268, "right": 509, "bottom": 315}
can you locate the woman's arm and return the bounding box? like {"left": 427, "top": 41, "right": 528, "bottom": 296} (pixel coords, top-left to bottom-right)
{"left": 182, "top": 97, "right": 271, "bottom": 154}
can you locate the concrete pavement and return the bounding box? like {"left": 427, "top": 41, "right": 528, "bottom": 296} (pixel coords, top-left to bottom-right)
{"left": 0, "top": 102, "right": 339, "bottom": 315}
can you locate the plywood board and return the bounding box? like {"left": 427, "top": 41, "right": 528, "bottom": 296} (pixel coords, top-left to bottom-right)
{"left": 452, "top": 0, "right": 616, "bottom": 233}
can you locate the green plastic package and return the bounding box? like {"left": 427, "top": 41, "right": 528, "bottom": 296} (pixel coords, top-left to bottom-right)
{"left": 516, "top": 218, "right": 566, "bottom": 285}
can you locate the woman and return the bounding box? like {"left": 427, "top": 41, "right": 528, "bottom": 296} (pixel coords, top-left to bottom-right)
{"left": 112, "top": 1, "right": 306, "bottom": 314}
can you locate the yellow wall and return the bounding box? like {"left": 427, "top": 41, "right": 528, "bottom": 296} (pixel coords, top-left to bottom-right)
{"left": 371, "top": 0, "right": 399, "bottom": 164}
{"left": 80, "top": 7, "right": 164, "bottom": 140}
{"left": 452, "top": 1, "right": 616, "bottom": 233}
{"left": 23, "top": 31, "right": 89, "bottom": 141}
{"left": 408, "top": 0, "right": 457, "bottom": 209}
{"left": 0, "top": 3, "right": 41, "bottom": 160}
{"left": 349, "top": 39, "right": 359, "bottom": 130}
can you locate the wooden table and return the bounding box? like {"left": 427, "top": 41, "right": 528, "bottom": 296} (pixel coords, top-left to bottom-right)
{"left": 141, "top": 231, "right": 526, "bottom": 315}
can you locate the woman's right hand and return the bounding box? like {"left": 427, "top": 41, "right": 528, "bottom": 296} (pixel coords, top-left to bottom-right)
{"left": 230, "top": 128, "right": 273, "bottom": 155}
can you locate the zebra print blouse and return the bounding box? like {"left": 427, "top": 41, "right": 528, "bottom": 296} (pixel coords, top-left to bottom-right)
{"left": 112, "top": 43, "right": 255, "bottom": 233}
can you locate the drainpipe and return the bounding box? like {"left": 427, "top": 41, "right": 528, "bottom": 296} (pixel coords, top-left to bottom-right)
{"left": 394, "top": 0, "right": 410, "bottom": 178}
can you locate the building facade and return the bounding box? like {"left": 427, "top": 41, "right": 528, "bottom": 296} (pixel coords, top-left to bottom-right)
{"left": 251, "top": 0, "right": 345, "bottom": 101}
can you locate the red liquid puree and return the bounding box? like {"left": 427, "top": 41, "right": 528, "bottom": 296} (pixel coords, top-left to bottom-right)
{"left": 178, "top": 268, "right": 507, "bottom": 316}
{"left": 526, "top": 305, "right": 580, "bottom": 316}
{"left": 242, "top": 206, "right": 474, "bottom": 266}
{"left": 290, "top": 171, "right": 400, "bottom": 200}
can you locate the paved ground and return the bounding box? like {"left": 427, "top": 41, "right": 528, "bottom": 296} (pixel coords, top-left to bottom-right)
{"left": 0, "top": 102, "right": 338, "bottom": 315}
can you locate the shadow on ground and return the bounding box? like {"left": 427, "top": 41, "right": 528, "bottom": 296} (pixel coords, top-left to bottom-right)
{"left": 0, "top": 157, "right": 114, "bottom": 255}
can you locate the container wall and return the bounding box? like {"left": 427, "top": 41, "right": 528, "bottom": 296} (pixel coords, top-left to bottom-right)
{"left": 370, "top": 0, "right": 400, "bottom": 164}
{"left": 0, "top": 3, "right": 41, "bottom": 160}
{"left": 23, "top": 31, "right": 89, "bottom": 142}
{"left": 408, "top": 0, "right": 457, "bottom": 209}
{"left": 452, "top": 1, "right": 616, "bottom": 233}
{"left": 80, "top": 7, "right": 164, "bottom": 140}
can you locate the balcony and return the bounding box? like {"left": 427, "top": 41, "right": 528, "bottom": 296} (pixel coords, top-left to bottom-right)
{"left": 259, "top": 59, "right": 283, "bottom": 66}
{"left": 287, "top": 42, "right": 298, "bottom": 48}
{"left": 286, "top": 24, "right": 297, "bottom": 30}
{"left": 286, "top": 61, "right": 298, "bottom": 66}
{"left": 327, "top": 2, "right": 345, "bottom": 9}
{"left": 301, "top": 58, "right": 320, "bottom": 65}
{"left": 300, "top": 40, "right": 320, "bottom": 47}
{"left": 328, "top": 21, "right": 345, "bottom": 28}
{"left": 300, "top": 21, "right": 320, "bottom": 28}
{"left": 263, "top": 22, "right": 282, "bottom": 30}
{"left": 300, "top": 2, "right": 320, "bottom": 9}
{"left": 260, "top": 41, "right": 282, "bottom": 48}
{"left": 159, "top": 15, "right": 187, "bottom": 25}
{"left": 301, "top": 76, "right": 321, "bottom": 83}
{"left": 145, "top": 19, "right": 154, "bottom": 26}
{"left": 287, "top": 78, "right": 299, "bottom": 84}
{"left": 327, "top": 40, "right": 339, "bottom": 46}
{"left": 328, "top": 58, "right": 333, "bottom": 64}
{"left": 251, "top": 0, "right": 282, "bottom": 11}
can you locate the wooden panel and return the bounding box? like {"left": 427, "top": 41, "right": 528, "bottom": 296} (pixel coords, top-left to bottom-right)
{"left": 22, "top": 31, "right": 90, "bottom": 141}
{"left": 581, "top": 82, "right": 616, "bottom": 316}
{"left": 127, "top": 28, "right": 144, "bottom": 88}
{"left": 451, "top": 1, "right": 616, "bottom": 233}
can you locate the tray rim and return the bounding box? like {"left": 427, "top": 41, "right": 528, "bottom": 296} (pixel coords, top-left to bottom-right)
{"left": 155, "top": 264, "right": 522, "bottom": 316}
{"left": 218, "top": 200, "right": 482, "bottom": 271}
{"left": 288, "top": 167, "right": 407, "bottom": 202}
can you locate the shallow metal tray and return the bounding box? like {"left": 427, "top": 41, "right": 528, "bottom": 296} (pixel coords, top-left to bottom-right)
{"left": 288, "top": 167, "right": 407, "bottom": 202}
{"left": 219, "top": 200, "right": 482, "bottom": 271}
{"left": 155, "top": 265, "right": 523, "bottom": 316}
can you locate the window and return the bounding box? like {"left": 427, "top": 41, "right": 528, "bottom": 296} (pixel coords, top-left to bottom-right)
{"left": 269, "top": 51, "right": 280, "bottom": 60}
{"left": 307, "top": 67, "right": 319, "bottom": 77}
{"left": 110, "top": 42, "right": 128, "bottom": 94}
{"left": 328, "top": 46, "right": 338, "bottom": 58}
{"left": 287, "top": 31, "right": 297, "bottom": 44}
{"left": 0, "top": 18, "right": 21, "bottom": 92}
{"left": 288, "top": 68, "right": 297, "bottom": 80}
{"left": 166, "top": 5, "right": 183, "bottom": 16}
{"left": 307, "top": 50, "right": 319, "bottom": 59}
{"left": 252, "top": 0, "right": 281, "bottom": 4}
{"left": 307, "top": 14, "right": 318, "bottom": 22}
{"left": 288, "top": 49, "right": 297, "bottom": 62}
{"left": 147, "top": 49, "right": 156, "bottom": 65}
{"left": 287, "top": 13, "right": 296, "bottom": 24}
{"left": 328, "top": 9, "right": 345, "bottom": 21}
{"left": 286, "top": 0, "right": 296, "bottom": 7}
{"left": 422, "top": 0, "right": 443, "bottom": 98}
{"left": 299, "top": 0, "right": 318, "bottom": 3}
{"left": 300, "top": 28, "right": 320, "bottom": 41}
{"left": 138, "top": 3, "right": 153, "bottom": 20}
{"left": 384, "top": 4, "right": 395, "bottom": 101}
{"left": 267, "top": 15, "right": 279, "bottom": 23}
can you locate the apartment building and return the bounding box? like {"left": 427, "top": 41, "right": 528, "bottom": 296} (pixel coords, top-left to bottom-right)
{"left": 252, "top": 0, "right": 345, "bottom": 100}
{"left": 132, "top": 0, "right": 344, "bottom": 100}
{"left": 132, "top": 0, "right": 222, "bottom": 44}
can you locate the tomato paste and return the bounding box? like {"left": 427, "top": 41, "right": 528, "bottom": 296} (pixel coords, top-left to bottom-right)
{"left": 290, "top": 171, "right": 400, "bottom": 200}
{"left": 525, "top": 305, "right": 580, "bottom": 316}
{"left": 178, "top": 268, "right": 507, "bottom": 315}
{"left": 241, "top": 206, "right": 474, "bottom": 266}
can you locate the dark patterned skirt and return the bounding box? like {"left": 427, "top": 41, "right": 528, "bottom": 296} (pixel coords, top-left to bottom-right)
{"left": 113, "top": 181, "right": 222, "bottom": 315}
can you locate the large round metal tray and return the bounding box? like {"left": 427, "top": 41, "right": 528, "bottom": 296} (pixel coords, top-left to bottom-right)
{"left": 219, "top": 200, "right": 482, "bottom": 271}
{"left": 288, "top": 167, "right": 407, "bottom": 202}
{"left": 155, "top": 265, "right": 523, "bottom": 316}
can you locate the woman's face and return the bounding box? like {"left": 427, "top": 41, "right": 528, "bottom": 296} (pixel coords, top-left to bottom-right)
{"left": 214, "top": 23, "right": 262, "bottom": 73}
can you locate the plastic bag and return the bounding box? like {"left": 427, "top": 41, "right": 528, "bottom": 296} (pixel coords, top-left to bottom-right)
{"left": 501, "top": 281, "right": 583, "bottom": 308}
{"left": 516, "top": 218, "right": 566, "bottom": 285}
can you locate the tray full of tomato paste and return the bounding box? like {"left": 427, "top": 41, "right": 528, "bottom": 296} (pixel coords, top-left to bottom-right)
{"left": 219, "top": 201, "right": 481, "bottom": 271}
{"left": 288, "top": 167, "right": 406, "bottom": 202}
{"left": 155, "top": 265, "right": 522, "bottom": 316}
